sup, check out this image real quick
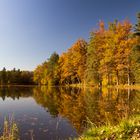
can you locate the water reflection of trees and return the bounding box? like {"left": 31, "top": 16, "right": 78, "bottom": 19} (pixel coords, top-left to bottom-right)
{"left": 33, "top": 87, "right": 140, "bottom": 133}
{"left": 0, "top": 86, "right": 140, "bottom": 134}
{"left": 85, "top": 88, "right": 140, "bottom": 127}
{"left": 0, "top": 87, "right": 33, "bottom": 100}
{"left": 33, "top": 87, "right": 86, "bottom": 133}
{"left": 33, "top": 86, "right": 60, "bottom": 117}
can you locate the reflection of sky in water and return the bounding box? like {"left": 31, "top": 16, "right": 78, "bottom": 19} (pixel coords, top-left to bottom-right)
{"left": 0, "top": 97, "right": 77, "bottom": 140}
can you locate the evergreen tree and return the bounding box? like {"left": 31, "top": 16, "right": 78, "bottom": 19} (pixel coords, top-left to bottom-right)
{"left": 134, "top": 13, "right": 140, "bottom": 36}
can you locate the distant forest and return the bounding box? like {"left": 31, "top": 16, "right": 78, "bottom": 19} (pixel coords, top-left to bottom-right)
{"left": 1, "top": 13, "right": 140, "bottom": 86}
{"left": 0, "top": 68, "right": 34, "bottom": 85}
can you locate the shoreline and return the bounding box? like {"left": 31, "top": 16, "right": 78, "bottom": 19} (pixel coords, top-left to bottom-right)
{"left": 0, "top": 84, "right": 140, "bottom": 89}
{"left": 0, "top": 84, "right": 37, "bottom": 88}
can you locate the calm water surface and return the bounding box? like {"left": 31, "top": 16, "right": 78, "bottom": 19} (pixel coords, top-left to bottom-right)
{"left": 0, "top": 86, "right": 140, "bottom": 140}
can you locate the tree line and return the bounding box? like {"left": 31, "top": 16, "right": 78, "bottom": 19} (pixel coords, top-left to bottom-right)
{"left": 34, "top": 13, "right": 140, "bottom": 86}
{"left": 0, "top": 68, "right": 34, "bottom": 85}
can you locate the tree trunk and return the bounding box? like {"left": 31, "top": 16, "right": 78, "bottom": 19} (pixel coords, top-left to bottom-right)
{"left": 127, "top": 68, "right": 130, "bottom": 85}
{"left": 116, "top": 70, "right": 119, "bottom": 86}
{"left": 99, "top": 81, "right": 102, "bottom": 88}
{"left": 127, "top": 88, "right": 130, "bottom": 100}
{"left": 108, "top": 73, "right": 110, "bottom": 85}
{"left": 77, "top": 77, "right": 80, "bottom": 84}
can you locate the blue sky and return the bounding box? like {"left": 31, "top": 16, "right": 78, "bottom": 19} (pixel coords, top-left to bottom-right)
{"left": 0, "top": 0, "right": 140, "bottom": 70}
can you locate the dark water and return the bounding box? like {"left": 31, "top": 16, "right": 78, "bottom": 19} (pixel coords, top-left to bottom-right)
{"left": 0, "top": 86, "right": 140, "bottom": 140}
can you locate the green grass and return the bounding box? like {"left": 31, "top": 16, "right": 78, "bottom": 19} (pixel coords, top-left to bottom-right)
{"left": 0, "top": 118, "right": 19, "bottom": 140}
{"left": 79, "top": 115, "right": 140, "bottom": 140}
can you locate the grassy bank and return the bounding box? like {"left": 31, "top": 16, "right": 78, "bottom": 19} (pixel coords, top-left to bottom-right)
{"left": 0, "top": 118, "right": 19, "bottom": 140}
{"left": 79, "top": 115, "right": 140, "bottom": 140}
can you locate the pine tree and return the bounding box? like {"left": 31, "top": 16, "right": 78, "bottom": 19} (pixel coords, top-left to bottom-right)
{"left": 134, "top": 13, "right": 140, "bottom": 36}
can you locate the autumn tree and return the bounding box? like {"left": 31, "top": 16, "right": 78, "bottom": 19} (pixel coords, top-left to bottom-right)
{"left": 112, "top": 20, "right": 136, "bottom": 85}
{"left": 59, "top": 39, "right": 87, "bottom": 85}
{"left": 47, "top": 52, "right": 59, "bottom": 86}
{"left": 34, "top": 65, "right": 44, "bottom": 85}
{"left": 86, "top": 20, "right": 136, "bottom": 86}
{"left": 33, "top": 52, "right": 59, "bottom": 86}
{"left": 86, "top": 21, "right": 105, "bottom": 86}
{"left": 131, "top": 12, "right": 140, "bottom": 83}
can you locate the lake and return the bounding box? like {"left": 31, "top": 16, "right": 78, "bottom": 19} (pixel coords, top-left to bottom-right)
{"left": 0, "top": 86, "right": 140, "bottom": 140}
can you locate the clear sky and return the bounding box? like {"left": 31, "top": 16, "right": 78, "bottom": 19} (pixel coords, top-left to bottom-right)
{"left": 0, "top": 0, "right": 140, "bottom": 70}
